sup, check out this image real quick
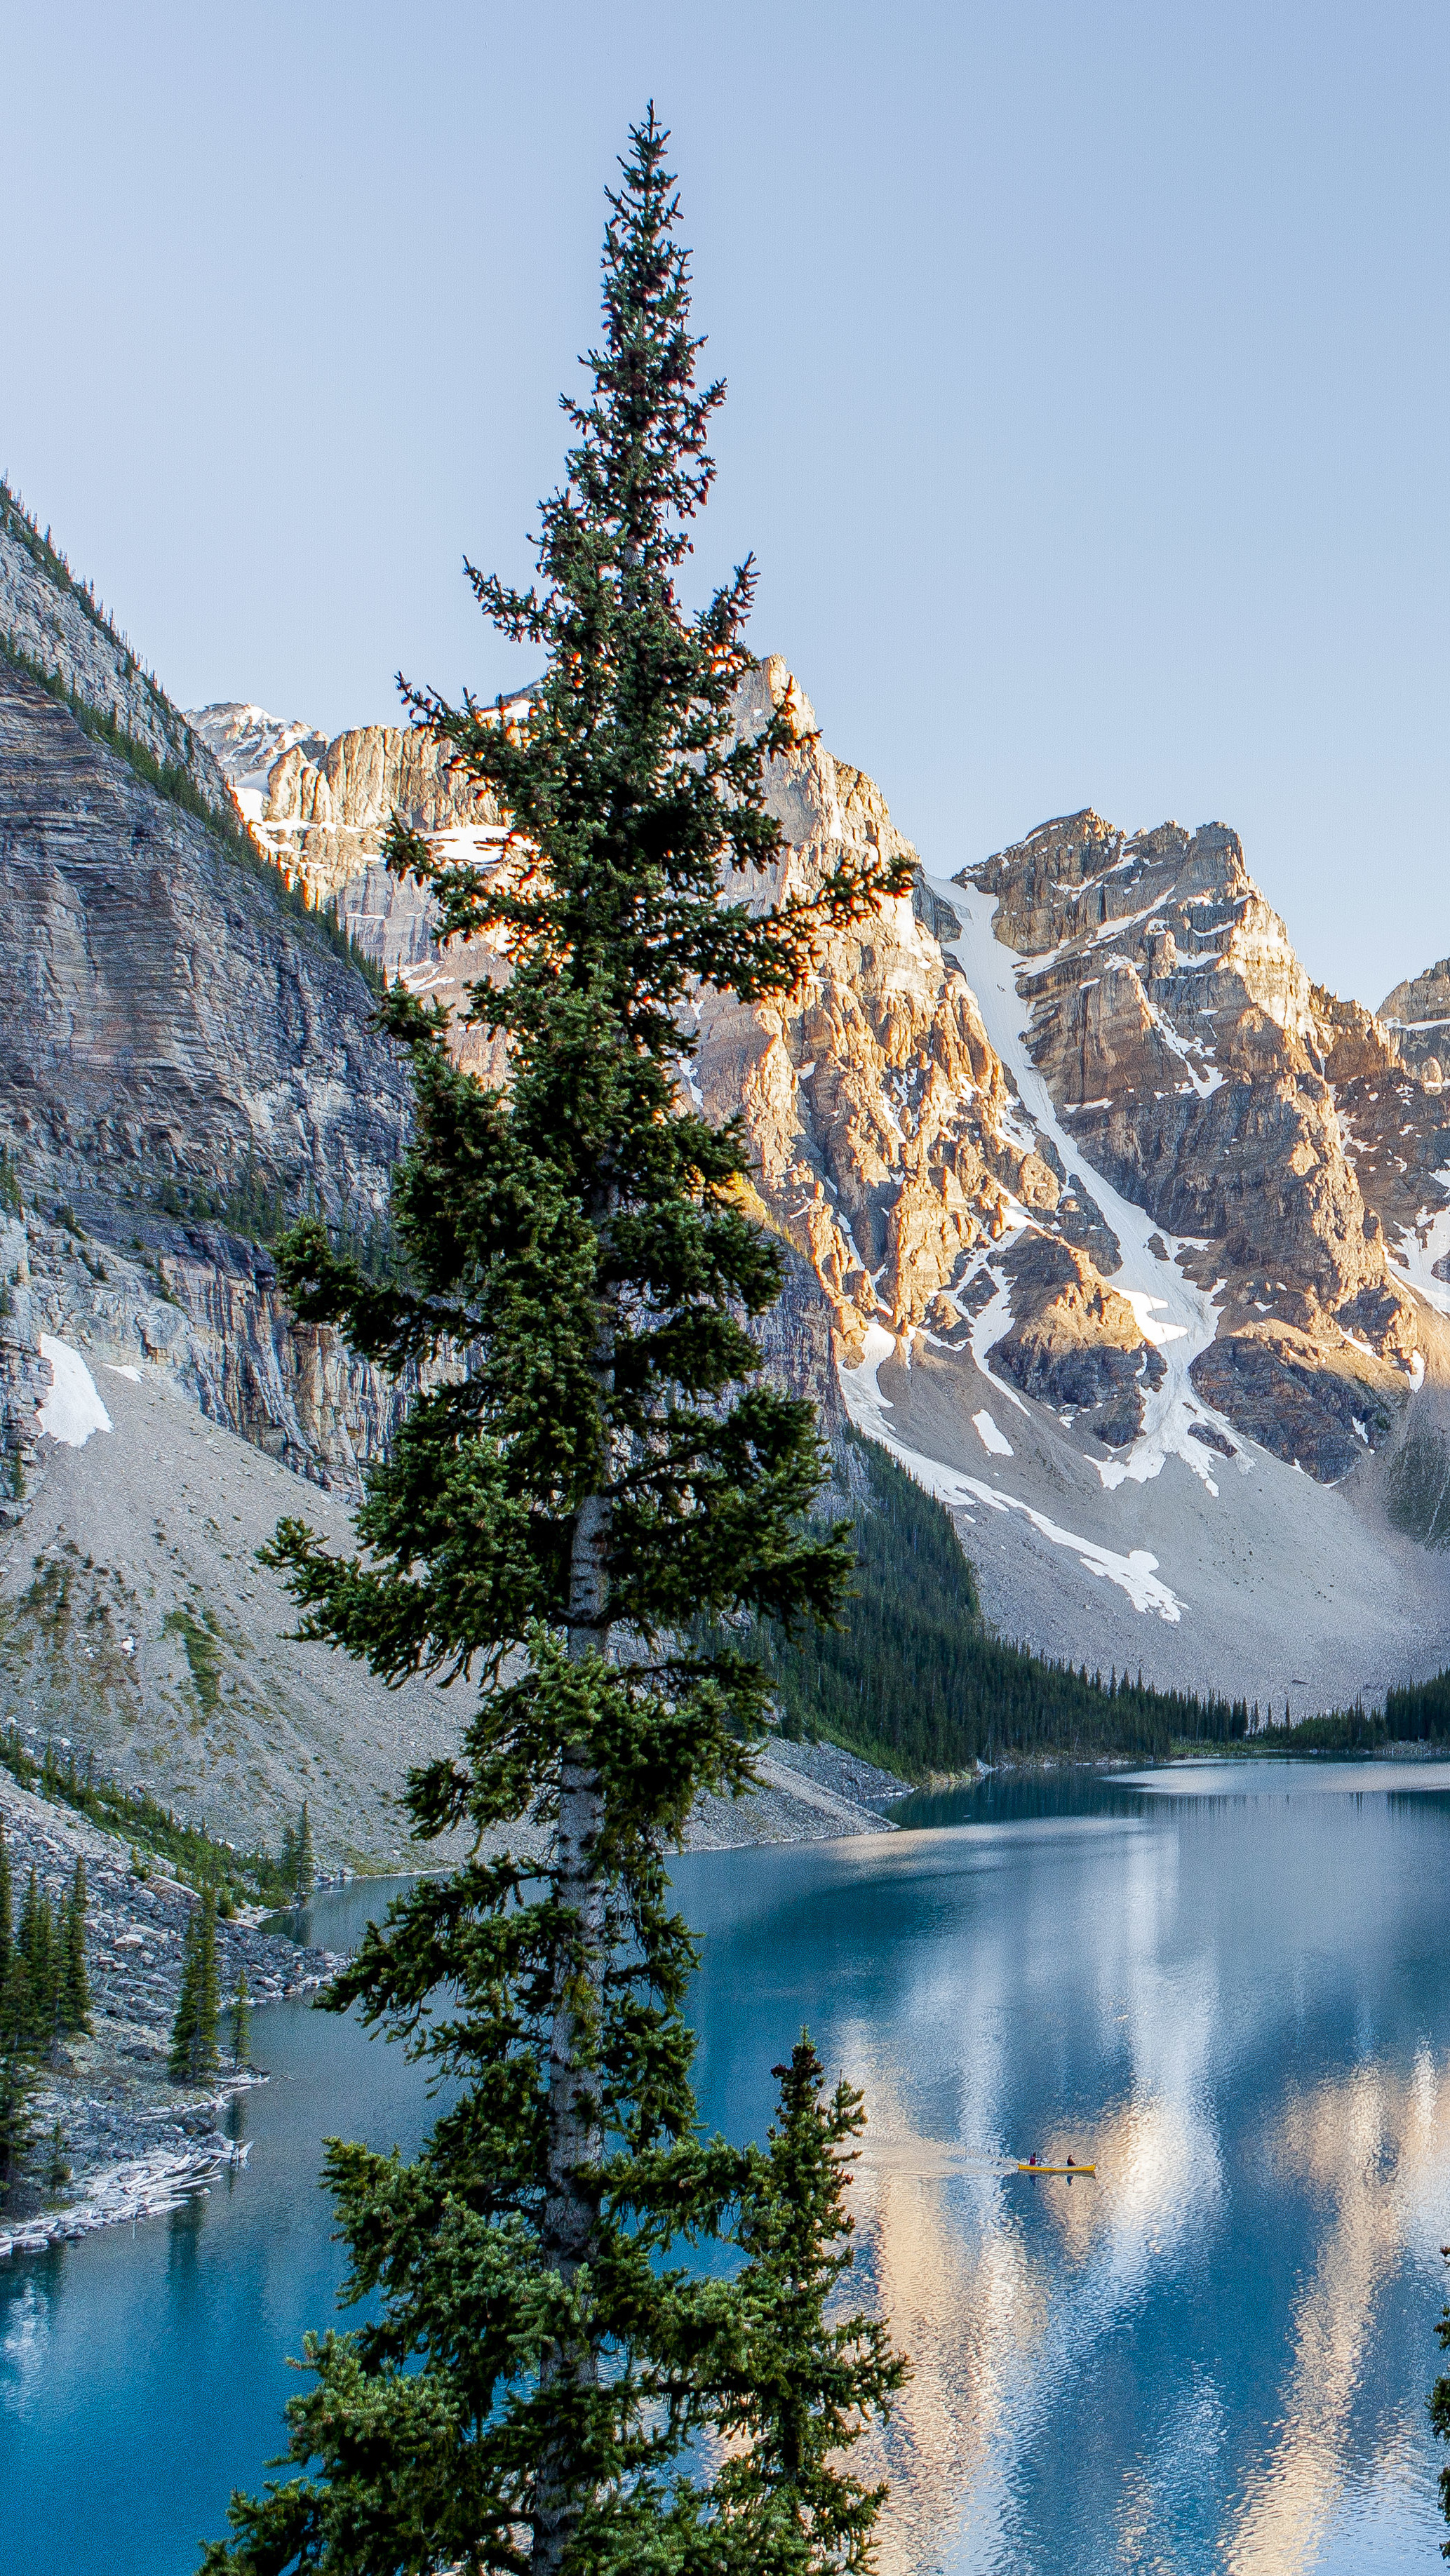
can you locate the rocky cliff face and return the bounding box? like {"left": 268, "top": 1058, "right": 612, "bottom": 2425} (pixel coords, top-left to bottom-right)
{"left": 1381, "top": 959, "right": 1450, "bottom": 1078}
{"left": 686, "top": 668, "right": 1186, "bottom": 1454}
{"left": 0, "top": 660, "right": 410, "bottom": 1224}
{"left": 1, "top": 488, "right": 232, "bottom": 821}
{"left": 191, "top": 697, "right": 525, "bottom": 1075}
{"left": 188, "top": 703, "right": 328, "bottom": 812}
{"left": 0, "top": 657, "right": 421, "bottom": 1496}
{"left": 951, "top": 811, "right": 1423, "bottom": 1477}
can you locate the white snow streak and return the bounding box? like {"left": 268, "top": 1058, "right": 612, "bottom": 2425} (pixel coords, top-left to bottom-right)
{"left": 972, "top": 1409, "right": 1014, "bottom": 1457}
{"left": 965, "top": 1260, "right": 1030, "bottom": 1413}
{"left": 923, "top": 873, "right": 1230, "bottom": 1494}
{"left": 37, "top": 1338, "right": 112, "bottom": 1448}
{"left": 1386, "top": 1173, "right": 1450, "bottom": 1318}
{"left": 840, "top": 1326, "right": 1183, "bottom": 1621}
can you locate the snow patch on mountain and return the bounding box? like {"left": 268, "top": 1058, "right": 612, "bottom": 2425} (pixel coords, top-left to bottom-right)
{"left": 37, "top": 1336, "right": 112, "bottom": 1449}
{"left": 187, "top": 702, "right": 328, "bottom": 819}
{"left": 841, "top": 1324, "right": 1183, "bottom": 1620}
{"left": 1385, "top": 1175, "right": 1450, "bottom": 1318}
{"left": 922, "top": 872, "right": 1232, "bottom": 1495}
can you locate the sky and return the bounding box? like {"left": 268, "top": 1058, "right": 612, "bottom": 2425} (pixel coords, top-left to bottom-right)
{"left": 2, "top": 1, "right": 1446, "bottom": 1007}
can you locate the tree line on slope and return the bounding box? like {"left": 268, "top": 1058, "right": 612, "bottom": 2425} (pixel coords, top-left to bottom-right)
{"left": 747, "top": 1432, "right": 1450, "bottom": 1772}
{"left": 751, "top": 1432, "right": 1254, "bottom": 1770}
{"left": 0, "top": 1729, "right": 316, "bottom": 1910}
{"left": 0, "top": 618, "right": 383, "bottom": 997}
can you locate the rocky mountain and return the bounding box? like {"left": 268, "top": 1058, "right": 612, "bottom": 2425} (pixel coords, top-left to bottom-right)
{"left": 1379, "top": 958, "right": 1450, "bottom": 1077}
{"left": 188, "top": 694, "right": 532, "bottom": 1066}
{"left": 6, "top": 457, "right": 1445, "bottom": 1747}
{"left": 199, "top": 659, "right": 1450, "bottom": 1716}
{"left": 188, "top": 702, "right": 328, "bottom": 814}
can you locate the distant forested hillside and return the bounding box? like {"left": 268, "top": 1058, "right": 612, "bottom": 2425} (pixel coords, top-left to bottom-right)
{"left": 752, "top": 1433, "right": 1256, "bottom": 1774}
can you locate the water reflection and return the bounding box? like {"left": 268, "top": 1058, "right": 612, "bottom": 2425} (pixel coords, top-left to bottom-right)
{"left": 1, "top": 2273, "right": 53, "bottom": 2418}
{"left": 679, "top": 1765, "right": 1450, "bottom": 2572}
{"left": 6, "top": 1767, "right": 1450, "bottom": 2574}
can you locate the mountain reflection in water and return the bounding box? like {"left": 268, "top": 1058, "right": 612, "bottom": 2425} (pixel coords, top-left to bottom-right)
{"left": 682, "top": 1765, "right": 1450, "bottom": 2573}
{"left": 5, "top": 1764, "right": 1450, "bottom": 2575}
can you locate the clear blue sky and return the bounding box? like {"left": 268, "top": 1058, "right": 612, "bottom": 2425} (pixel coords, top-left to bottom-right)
{"left": 4, "top": 2, "right": 1446, "bottom": 1007}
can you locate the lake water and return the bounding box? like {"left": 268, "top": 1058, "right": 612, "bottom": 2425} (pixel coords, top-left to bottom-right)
{"left": 6, "top": 1762, "right": 1450, "bottom": 2574}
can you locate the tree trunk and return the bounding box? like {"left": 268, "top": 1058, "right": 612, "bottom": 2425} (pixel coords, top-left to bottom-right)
{"left": 534, "top": 1477, "right": 611, "bottom": 2575}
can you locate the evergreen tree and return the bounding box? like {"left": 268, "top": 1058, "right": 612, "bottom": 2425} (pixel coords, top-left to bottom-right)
{"left": 169, "top": 1889, "right": 220, "bottom": 2084}
{"left": 697, "top": 2039, "right": 907, "bottom": 2574}
{"left": 1430, "top": 2244, "right": 1450, "bottom": 2550}
{"left": 0, "top": 2036, "right": 34, "bottom": 2208}
{"left": 290, "top": 1800, "right": 314, "bottom": 1903}
{"left": 168, "top": 1907, "right": 198, "bottom": 2081}
{"left": 16, "top": 1865, "right": 36, "bottom": 1979}
{"left": 18, "top": 1868, "right": 55, "bottom": 2049}
{"left": 0, "top": 1950, "right": 30, "bottom": 2054}
{"left": 0, "top": 1820, "right": 11, "bottom": 1995}
{"left": 60, "top": 1857, "right": 90, "bottom": 2035}
{"left": 203, "top": 108, "right": 904, "bottom": 2576}
{"left": 228, "top": 1964, "right": 252, "bottom": 2072}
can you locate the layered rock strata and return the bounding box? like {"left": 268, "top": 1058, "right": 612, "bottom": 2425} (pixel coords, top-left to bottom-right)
{"left": 0, "top": 661, "right": 411, "bottom": 1219}
{"left": 203, "top": 671, "right": 1197, "bottom": 1465}
{"left": 698, "top": 664, "right": 1072, "bottom": 1348}
{"left": 1, "top": 492, "right": 231, "bottom": 819}
{"left": 0, "top": 660, "right": 425, "bottom": 1487}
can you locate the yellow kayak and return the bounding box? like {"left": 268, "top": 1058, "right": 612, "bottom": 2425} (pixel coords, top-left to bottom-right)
{"left": 1016, "top": 2161, "right": 1096, "bottom": 2175}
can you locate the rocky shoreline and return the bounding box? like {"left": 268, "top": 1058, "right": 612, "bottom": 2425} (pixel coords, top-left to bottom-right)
{"left": 0, "top": 1736, "right": 909, "bottom": 2262}
{"left": 0, "top": 1769, "right": 344, "bottom": 2258}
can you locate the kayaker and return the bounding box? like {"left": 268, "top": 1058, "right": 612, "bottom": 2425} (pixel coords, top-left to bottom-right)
{"left": 1066, "top": 2154, "right": 1075, "bottom": 2168}
{"left": 1028, "top": 2152, "right": 1039, "bottom": 2166}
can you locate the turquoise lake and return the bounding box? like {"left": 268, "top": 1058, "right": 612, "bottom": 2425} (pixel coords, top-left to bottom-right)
{"left": 6, "top": 1761, "right": 1450, "bottom": 2573}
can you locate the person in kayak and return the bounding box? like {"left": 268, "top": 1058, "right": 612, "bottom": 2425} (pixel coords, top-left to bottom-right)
{"left": 1066, "top": 2155, "right": 1075, "bottom": 2167}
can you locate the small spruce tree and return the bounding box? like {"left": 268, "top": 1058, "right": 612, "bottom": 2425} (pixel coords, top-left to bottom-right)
{"left": 45, "top": 2117, "right": 69, "bottom": 2192}
{"left": 203, "top": 106, "right": 906, "bottom": 2576}
{"left": 228, "top": 1964, "right": 252, "bottom": 2072}
{"left": 0, "top": 1820, "right": 11, "bottom": 1994}
{"left": 700, "top": 2038, "right": 908, "bottom": 2573}
{"left": 168, "top": 1907, "right": 198, "bottom": 2080}
{"left": 169, "top": 1889, "right": 220, "bottom": 2084}
{"left": 291, "top": 1801, "right": 314, "bottom": 1904}
{"left": 61, "top": 1857, "right": 90, "bottom": 2035}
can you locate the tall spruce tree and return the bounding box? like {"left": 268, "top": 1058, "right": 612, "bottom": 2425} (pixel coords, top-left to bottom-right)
{"left": 203, "top": 108, "right": 907, "bottom": 2576}
{"left": 291, "top": 1800, "right": 314, "bottom": 1904}
{"left": 18, "top": 1869, "right": 55, "bottom": 2050}
{"left": 168, "top": 1905, "right": 199, "bottom": 2081}
{"left": 0, "top": 2037, "right": 33, "bottom": 2208}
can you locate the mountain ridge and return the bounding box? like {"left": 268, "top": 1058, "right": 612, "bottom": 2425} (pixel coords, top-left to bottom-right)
{"left": 194, "top": 663, "right": 1450, "bottom": 1712}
